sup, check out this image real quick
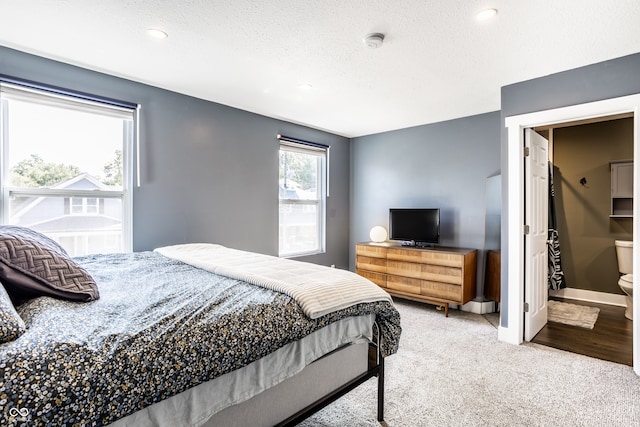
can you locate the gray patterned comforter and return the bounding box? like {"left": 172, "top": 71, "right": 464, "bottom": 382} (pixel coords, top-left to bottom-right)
{"left": 0, "top": 251, "right": 401, "bottom": 426}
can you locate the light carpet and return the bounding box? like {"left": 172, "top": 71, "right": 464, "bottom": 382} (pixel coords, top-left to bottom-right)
{"left": 547, "top": 300, "right": 600, "bottom": 329}
{"left": 299, "top": 299, "right": 640, "bottom": 427}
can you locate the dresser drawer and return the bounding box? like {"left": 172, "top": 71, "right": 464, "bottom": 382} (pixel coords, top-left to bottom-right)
{"left": 421, "top": 251, "right": 463, "bottom": 268}
{"left": 421, "top": 264, "right": 462, "bottom": 285}
{"left": 356, "top": 244, "right": 387, "bottom": 259}
{"left": 356, "top": 255, "right": 387, "bottom": 273}
{"left": 356, "top": 269, "right": 387, "bottom": 288}
{"left": 387, "top": 247, "right": 423, "bottom": 263}
{"left": 420, "top": 280, "right": 462, "bottom": 302}
{"left": 387, "top": 260, "right": 421, "bottom": 279}
{"left": 386, "top": 274, "right": 421, "bottom": 295}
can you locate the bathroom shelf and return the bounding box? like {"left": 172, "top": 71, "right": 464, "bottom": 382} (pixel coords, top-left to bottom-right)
{"left": 610, "top": 160, "right": 633, "bottom": 218}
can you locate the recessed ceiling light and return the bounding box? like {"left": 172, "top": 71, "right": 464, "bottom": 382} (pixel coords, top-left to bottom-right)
{"left": 476, "top": 8, "right": 498, "bottom": 21}
{"left": 146, "top": 28, "right": 168, "bottom": 39}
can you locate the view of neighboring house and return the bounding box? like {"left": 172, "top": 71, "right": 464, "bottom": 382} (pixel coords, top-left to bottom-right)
{"left": 278, "top": 178, "right": 321, "bottom": 256}
{"left": 12, "top": 172, "right": 122, "bottom": 256}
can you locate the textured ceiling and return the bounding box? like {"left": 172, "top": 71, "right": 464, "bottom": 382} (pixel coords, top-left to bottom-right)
{"left": 1, "top": 0, "right": 640, "bottom": 137}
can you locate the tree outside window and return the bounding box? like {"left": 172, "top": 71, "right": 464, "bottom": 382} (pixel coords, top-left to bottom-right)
{"left": 278, "top": 144, "right": 326, "bottom": 257}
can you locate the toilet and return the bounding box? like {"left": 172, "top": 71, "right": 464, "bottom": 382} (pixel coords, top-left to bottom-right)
{"left": 615, "top": 240, "right": 634, "bottom": 320}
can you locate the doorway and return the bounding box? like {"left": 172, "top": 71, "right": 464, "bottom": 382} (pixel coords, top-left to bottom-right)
{"left": 499, "top": 93, "right": 640, "bottom": 374}
{"left": 530, "top": 118, "right": 634, "bottom": 365}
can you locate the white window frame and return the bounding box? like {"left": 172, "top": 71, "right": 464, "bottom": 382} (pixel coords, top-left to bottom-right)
{"left": 69, "top": 197, "right": 100, "bottom": 215}
{"left": 0, "top": 82, "right": 135, "bottom": 253}
{"left": 278, "top": 137, "right": 328, "bottom": 258}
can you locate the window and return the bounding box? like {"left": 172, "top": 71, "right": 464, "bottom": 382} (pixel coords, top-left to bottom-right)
{"left": 278, "top": 136, "right": 328, "bottom": 257}
{"left": 0, "top": 82, "right": 135, "bottom": 256}
{"left": 69, "top": 197, "right": 101, "bottom": 215}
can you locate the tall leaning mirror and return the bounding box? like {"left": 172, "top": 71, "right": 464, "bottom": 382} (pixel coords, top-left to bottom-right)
{"left": 483, "top": 174, "right": 501, "bottom": 306}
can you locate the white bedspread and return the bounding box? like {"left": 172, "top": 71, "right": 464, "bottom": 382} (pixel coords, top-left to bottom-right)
{"left": 154, "top": 243, "right": 392, "bottom": 319}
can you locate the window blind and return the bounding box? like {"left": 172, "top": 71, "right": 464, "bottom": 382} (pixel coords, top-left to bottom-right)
{"left": 277, "top": 134, "right": 330, "bottom": 197}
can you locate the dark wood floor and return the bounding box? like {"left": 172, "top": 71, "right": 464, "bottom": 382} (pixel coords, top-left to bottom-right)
{"left": 531, "top": 298, "right": 633, "bottom": 366}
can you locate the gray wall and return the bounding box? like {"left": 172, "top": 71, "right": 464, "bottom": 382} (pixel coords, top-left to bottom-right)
{"left": 500, "top": 52, "right": 640, "bottom": 328}
{"left": 0, "top": 46, "right": 351, "bottom": 268}
{"left": 349, "top": 111, "right": 501, "bottom": 298}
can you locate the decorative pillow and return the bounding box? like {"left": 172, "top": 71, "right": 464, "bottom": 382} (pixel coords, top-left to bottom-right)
{"left": 0, "top": 282, "right": 26, "bottom": 343}
{"left": 0, "top": 226, "right": 99, "bottom": 303}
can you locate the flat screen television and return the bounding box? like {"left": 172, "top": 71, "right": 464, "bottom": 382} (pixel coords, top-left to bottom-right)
{"left": 389, "top": 208, "right": 440, "bottom": 246}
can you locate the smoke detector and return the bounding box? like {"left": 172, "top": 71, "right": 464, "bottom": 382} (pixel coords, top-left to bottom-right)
{"left": 363, "top": 33, "right": 384, "bottom": 49}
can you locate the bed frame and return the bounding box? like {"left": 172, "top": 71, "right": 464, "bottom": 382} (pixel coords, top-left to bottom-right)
{"left": 278, "top": 343, "right": 385, "bottom": 426}
{"left": 202, "top": 342, "right": 386, "bottom": 426}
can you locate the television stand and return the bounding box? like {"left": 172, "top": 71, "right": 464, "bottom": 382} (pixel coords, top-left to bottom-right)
{"left": 355, "top": 242, "right": 477, "bottom": 316}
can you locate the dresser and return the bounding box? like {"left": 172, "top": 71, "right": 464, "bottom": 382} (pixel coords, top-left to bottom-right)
{"left": 355, "top": 242, "right": 477, "bottom": 316}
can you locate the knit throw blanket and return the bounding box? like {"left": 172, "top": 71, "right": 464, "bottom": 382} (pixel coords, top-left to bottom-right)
{"left": 155, "top": 243, "right": 392, "bottom": 319}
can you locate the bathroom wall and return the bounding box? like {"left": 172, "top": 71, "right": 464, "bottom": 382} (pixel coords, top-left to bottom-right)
{"left": 553, "top": 117, "right": 634, "bottom": 294}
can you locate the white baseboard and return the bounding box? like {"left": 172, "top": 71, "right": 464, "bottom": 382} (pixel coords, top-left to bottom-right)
{"left": 498, "top": 325, "right": 520, "bottom": 345}
{"left": 460, "top": 300, "right": 497, "bottom": 314}
{"left": 550, "top": 288, "right": 627, "bottom": 307}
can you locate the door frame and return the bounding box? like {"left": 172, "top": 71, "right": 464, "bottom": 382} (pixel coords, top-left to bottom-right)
{"left": 500, "top": 93, "right": 640, "bottom": 373}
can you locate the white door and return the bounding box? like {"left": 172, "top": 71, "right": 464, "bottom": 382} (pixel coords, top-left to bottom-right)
{"left": 524, "top": 128, "right": 549, "bottom": 341}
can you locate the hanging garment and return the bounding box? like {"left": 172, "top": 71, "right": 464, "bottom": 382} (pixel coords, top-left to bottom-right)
{"left": 548, "top": 162, "right": 566, "bottom": 290}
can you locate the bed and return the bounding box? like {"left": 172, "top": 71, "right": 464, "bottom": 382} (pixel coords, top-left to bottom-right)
{"left": 0, "top": 227, "right": 401, "bottom": 426}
